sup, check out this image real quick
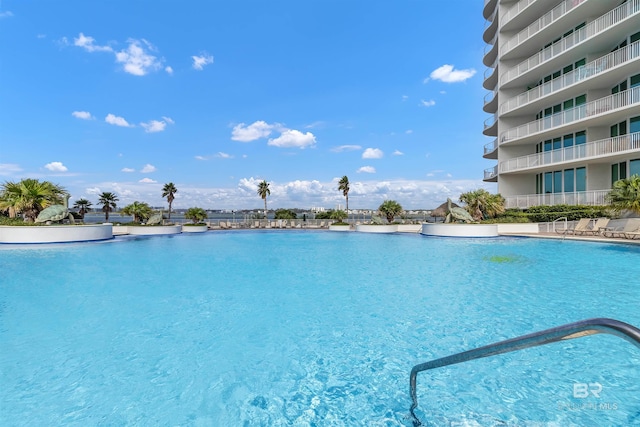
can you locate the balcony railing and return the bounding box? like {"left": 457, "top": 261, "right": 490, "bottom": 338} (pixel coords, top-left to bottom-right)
{"left": 484, "top": 138, "right": 498, "bottom": 155}
{"left": 484, "top": 165, "right": 498, "bottom": 180}
{"left": 501, "top": 0, "right": 586, "bottom": 56}
{"left": 505, "top": 190, "right": 610, "bottom": 209}
{"left": 484, "top": 113, "right": 497, "bottom": 131}
{"left": 500, "top": 40, "right": 640, "bottom": 115}
{"left": 502, "top": 0, "right": 640, "bottom": 85}
{"left": 499, "top": 132, "right": 640, "bottom": 173}
{"left": 501, "top": 0, "right": 536, "bottom": 27}
{"left": 501, "top": 86, "right": 640, "bottom": 143}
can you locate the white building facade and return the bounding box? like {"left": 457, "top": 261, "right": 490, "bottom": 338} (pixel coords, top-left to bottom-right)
{"left": 482, "top": 0, "right": 640, "bottom": 208}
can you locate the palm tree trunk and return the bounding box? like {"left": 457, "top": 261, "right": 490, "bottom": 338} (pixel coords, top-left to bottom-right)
{"left": 168, "top": 202, "right": 172, "bottom": 220}
{"left": 264, "top": 198, "right": 267, "bottom": 217}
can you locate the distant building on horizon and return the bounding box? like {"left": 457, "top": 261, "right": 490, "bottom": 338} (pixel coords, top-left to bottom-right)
{"left": 482, "top": 0, "right": 640, "bottom": 209}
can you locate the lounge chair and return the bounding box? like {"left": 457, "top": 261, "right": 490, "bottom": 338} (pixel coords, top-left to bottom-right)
{"left": 601, "top": 221, "right": 640, "bottom": 238}
{"left": 583, "top": 217, "right": 610, "bottom": 235}
{"left": 555, "top": 218, "right": 590, "bottom": 235}
{"left": 624, "top": 227, "right": 640, "bottom": 240}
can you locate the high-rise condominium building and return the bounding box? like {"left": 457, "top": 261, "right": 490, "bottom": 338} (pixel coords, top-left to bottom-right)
{"left": 482, "top": 0, "right": 640, "bottom": 209}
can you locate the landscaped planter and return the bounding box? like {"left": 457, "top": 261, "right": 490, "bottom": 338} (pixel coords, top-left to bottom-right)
{"left": 421, "top": 223, "right": 498, "bottom": 237}
{"left": 355, "top": 224, "right": 398, "bottom": 233}
{"left": 0, "top": 224, "right": 113, "bottom": 244}
{"left": 182, "top": 225, "right": 208, "bottom": 233}
{"left": 496, "top": 223, "right": 539, "bottom": 234}
{"left": 329, "top": 224, "right": 351, "bottom": 232}
{"left": 122, "top": 225, "right": 183, "bottom": 235}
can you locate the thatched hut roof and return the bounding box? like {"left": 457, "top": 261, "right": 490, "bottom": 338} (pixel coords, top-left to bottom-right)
{"left": 431, "top": 200, "right": 460, "bottom": 218}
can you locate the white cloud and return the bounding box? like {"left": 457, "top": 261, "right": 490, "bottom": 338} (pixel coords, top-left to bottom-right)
{"left": 73, "top": 177, "right": 492, "bottom": 210}
{"left": 0, "top": 11, "right": 14, "bottom": 18}
{"left": 362, "top": 148, "right": 383, "bottom": 159}
{"left": 402, "top": 95, "right": 408, "bottom": 101}
{"left": 305, "top": 121, "right": 325, "bottom": 129}
{"left": 44, "top": 162, "right": 68, "bottom": 172}
{"left": 331, "top": 145, "right": 362, "bottom": 153}
{"left": 140, "top": 164, "right": 157, "bottom": 173}
{"left": 72, "top": 111, "right": 93, "bottom": 120}
{"left": 231, "top": 121, "right": 280, "bottom": 142}
{"left": 162, "top": 116, "right": 174, "bottom": 125}
{"left": 405, "top": 129, "right": 413, "bottom": 134}
{"left": 0, "top": 163, "right": 22, "bottom": 176}
{"left": 194, "top": 155, "right": 208, "bottom": 161}
{"left": 139, "top": 178, "right": 157, "bottom": 183}
{"left": 192, "top": 53, "right": 214, "bottom": 70}
{"left": 428, "top": 64, "right": 476, "bottom": 83}
{"left": 440, "top": 90, "right": 447, "bottom": 94}
{"left": 140, "top": 118, "right": 173, "bottom": 133}
{"left": 268, "top": 129, "right": 316, "bottom": 149}
{"left": 121, "top": 168, "right": 135, "bottom": 173}
{"left": 73, "top": 33, "right": 112, "bottom": 53}
{"left": 393, "top": 150, "right": 404, "bottom": 156}
{"left": 216, "top": 152, "right": 233, "bottom": 159}
{"left": 357, "top": 166, "right": 376, "bottom": 174}
{"left": 165, "top": 66, "right": 174, "bottom": 75}
{"left": 420, "top": 99, "right": 436, "bottom": 107}
{"left": 105, "top": 114, "right": 133, "bottom": 127}
{"left": 115, "top": 39, "right": 162, "bottom": 76}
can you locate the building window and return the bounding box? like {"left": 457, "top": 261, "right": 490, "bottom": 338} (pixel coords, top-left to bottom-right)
{"left": 612, "top": 162, "right": 627, "bottom": 184}
{"left": 576, "top": 167, "right": 586, "bottom": 192}
{"left": 630, "top": 116, "right": 640, "bottom": 133}
{"left": 631, "top": 159, "right": 640, "bottom": 177}
{"left": 564, "top": 169, "right": 574, "bottom": 192}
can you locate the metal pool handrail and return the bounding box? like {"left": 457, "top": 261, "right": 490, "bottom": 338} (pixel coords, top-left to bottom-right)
{"left": 409, "top": 318, "right": 640, "bottom": 426}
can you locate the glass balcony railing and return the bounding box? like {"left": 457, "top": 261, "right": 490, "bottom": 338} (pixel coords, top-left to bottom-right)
{"left": 499, "top": 132, "right": 640, "bottom": 173}
{"left": 501, "top": 0, "right": 586, "bottom": 56}
{"left": 505, "top": 190, "right": 610, "bottom": 209}
{"left": 484, "top": 138, "right": 498, "bottom": 155}
{"left": 500, "top": 86, "right": 640, "bottom": 143}
{"left": 500, "top": 40, "right": 640, "bottom": 115}
{"left": 501, "top": 0, "right": 640, "bottom": 85}
{"left": 484, "top": 165, "right": 498, "bottom": 181}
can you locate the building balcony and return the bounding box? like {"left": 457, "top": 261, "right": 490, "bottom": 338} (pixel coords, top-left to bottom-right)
{"left": 505, "top": 190, "right": 610, "bottom": 209}
{"left": 483, "top": 8, "right": 498, "bottom": 43}
{"left": 484, "top": 138, "right": 498, "bottom": 159}
{"left": 500, "top": 0, "right": 537, "bottom": 31}
{"left": 483, "top": 64, "right": 498, "bottom": 91}
{"left": 499, "top": 132, "right": 640, "bottom": 174}
{"left": 500, "top": 86, "right": 640, "bottom": 144}
{"left": 501, "top": 0, "right": 640, "bottom": 87}
{"left": 483, "top": 0, "right": 498, "bottom": 20}
{"left": 501, "top": 0, "right": 587, "bottom": 60}
{"left": 483, "top": 90, "right": 498, "bottom": 113}
{"left": 484, "top": 165, "right": 498, "bottom": 182}
{"left": 483, "top": 114, "right": 498, "bottom": 137}
{"left": 499, "top": 40, "right": 640, "bottom": 116}
{"left": 483, "top": 38, "right": 498, "bottom": 68}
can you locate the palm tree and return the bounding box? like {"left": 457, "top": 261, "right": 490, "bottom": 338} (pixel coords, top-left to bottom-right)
{"left": 73, "top": 198, "right": 93, "bottom": 219}
{"left": 607, "top": 174, "right": 640, "bottom": 214}
{"left": 257, "top": 180, "right": 270, "bottom": 217}
{"left": 378, "top": 200, "right": 403, "bottom": 223}
{"left": 162, "top": 182, "right": 178, "bottom": 220}
{"left": 97, "top": 192, "right": 119, "bottom": 222}
{"left": 459, "top": 189, "right": 505, "bottom": 221}
{"left": 338, "top": 175, "right": 350, "bottom": 214}
{"left": 121, "top": 201, "right": 153, "bottom": 223}
{"left": 0, "top": 178, "right": 66, "bottom": 222}
{"left": 184, "top": 207, "right": 208, "bottom": 224}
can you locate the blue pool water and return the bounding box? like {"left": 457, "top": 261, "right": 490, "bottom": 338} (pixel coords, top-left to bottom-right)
{"left": 1, "top": 231, "right": 639, "bottom": 426}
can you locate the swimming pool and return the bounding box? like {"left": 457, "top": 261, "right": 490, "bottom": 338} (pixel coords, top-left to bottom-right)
{"left": 1, "top": 231, "right": 639, "bottom": 426}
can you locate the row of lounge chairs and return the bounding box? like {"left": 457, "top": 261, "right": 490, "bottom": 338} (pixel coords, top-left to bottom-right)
{"left": 214, "top": 220, "right": 330, "bottom": 229}
{"left": 555, "top": 218, "right": 640, "bottom": 239}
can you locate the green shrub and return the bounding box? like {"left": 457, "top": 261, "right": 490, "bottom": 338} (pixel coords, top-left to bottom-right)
{"left": 524, "top": 204, "right": 611, "bottom": 222}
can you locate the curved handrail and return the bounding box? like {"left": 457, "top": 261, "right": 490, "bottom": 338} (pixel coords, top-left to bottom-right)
{"left": 409, "top": 318, "right": 640, "bottom": 426}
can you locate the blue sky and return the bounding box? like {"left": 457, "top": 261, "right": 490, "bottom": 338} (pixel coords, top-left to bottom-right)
{"left": 0, "top": 1, "right": 496, "bottom": 210}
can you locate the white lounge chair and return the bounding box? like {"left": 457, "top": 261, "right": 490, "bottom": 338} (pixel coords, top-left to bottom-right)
{"left": 602, "top": 221, "right": 640, "bottom": 238}
{"left": 556, "top": 218, "right": 590, "bottom": 235}
{"left": 583, "top": 218, "right": 610, "bottom": 235}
